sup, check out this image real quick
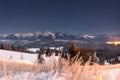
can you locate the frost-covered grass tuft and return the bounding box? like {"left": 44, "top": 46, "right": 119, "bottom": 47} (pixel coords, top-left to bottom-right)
{"left": 0, "top": 56, "right": 120, "bottom": 80}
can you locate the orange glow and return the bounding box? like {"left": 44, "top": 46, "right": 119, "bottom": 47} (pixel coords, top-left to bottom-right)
{"left": 106, "top": 41, "right": 120, "bottom": 46}
{"left": 114, "top": 41, "right": 118, "bottom": 46}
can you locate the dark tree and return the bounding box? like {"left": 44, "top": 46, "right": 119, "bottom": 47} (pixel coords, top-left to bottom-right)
{"left": 55, "top": 50, "right": 58, "bottom": 56}
{"left": 0, "top": 44, "right": 4, "bottom": 49}
{"left": 46, "top": 47, "right": 51, "bottom": 56}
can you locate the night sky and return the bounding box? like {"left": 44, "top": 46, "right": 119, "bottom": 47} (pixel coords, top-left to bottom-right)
{"left": 0, "top": 0, "right": 119, "bottom": 34}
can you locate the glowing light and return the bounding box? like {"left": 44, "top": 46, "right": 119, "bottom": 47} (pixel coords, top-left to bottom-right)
{"left": 106, "top": 41, "right": 120, "bottom": 46}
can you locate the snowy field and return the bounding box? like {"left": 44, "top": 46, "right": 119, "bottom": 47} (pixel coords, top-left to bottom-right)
{"left": 0, "top": 49, "right": 38, "bottom": 63}
{"left": 0, "top": 49, "right": 120, "bottom": 80}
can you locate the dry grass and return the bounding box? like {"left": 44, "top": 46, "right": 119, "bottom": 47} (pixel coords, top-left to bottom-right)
{"left": 0, "top": 57, "right": 120, "bottom": 80}
{"left": 59, "top": 58, "right": 120, "bottom": 80}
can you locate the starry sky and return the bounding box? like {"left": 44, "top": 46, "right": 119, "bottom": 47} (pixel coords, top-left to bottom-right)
{"left": 0, "top": 0, "right": 119, "bottom": 34}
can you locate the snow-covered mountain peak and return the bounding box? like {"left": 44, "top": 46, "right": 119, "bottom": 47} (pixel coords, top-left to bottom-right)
{"left": 43, "top": 31, "right": 56, "bottom": 38}
{"left": 80, "top": 34, "right": 96, "bottom": 39}
{"left": 12, "top": 33, "right": 34, "bottom": 38}
{"left": 21, "top": 33, "right": 34, "bottom": 38}
{"left": 2, "top": 34, "right": 9, "bottom": 38}
{"left": 35, "top": 31, "right": 42, "bottom": 35}
{"left": 14, "top": 33, "right": 22, "bottom": 38}
{"left": 34, "top": 31, "right": 42, "bottom": 37}
{"left": 0, "top": 31, "right": 57, "bottom": 39}
{"left": 55, "top": 32, "right": 64, "bottom": 36}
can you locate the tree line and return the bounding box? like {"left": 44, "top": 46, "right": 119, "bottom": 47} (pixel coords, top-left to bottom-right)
{"left": 38, "top": 42, "right": 120, "bottom": 65}
{"left": 0, "top": 44, "right": 27, "bottom": 52}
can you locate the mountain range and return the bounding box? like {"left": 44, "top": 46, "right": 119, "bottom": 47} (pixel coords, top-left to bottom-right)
{"left": 0, "top": 31, "right": 110, "bottom": 40}
{"left": 0, "top": 31, "right": 120, "bottom": 48}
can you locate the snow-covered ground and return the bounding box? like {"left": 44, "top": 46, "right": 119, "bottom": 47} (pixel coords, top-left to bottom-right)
{"left": 0, "top": 49, "right": 38, "bottom": 63}
{"left": 27, "top": 48, "right": 40, "bottom": 53}
{"left": 0, "top": 59, "right": 120, "bottom": 80}
{"left": 0, "top": 49, "right": 120, "bottom": 80}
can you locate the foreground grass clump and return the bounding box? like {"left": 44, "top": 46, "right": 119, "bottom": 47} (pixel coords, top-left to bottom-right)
{"left": 0, "top": 57, "right": 120, "bottom": 80}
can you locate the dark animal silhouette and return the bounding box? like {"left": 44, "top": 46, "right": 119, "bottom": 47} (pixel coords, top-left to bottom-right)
{"left": 78, "top": 48, "right": 96, "bottom": 65}
{"left": 68, "top": 42, "right": 96, "bottom": 65}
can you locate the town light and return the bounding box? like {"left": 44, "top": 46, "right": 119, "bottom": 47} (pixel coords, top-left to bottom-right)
{"left": 106, "top": 41, "right": 120, "bottom": 46}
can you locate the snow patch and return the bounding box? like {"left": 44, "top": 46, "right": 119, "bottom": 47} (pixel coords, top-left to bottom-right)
{"left": 100, "top": 69, "right": 120, "bottom": 80}
{"left": 27, "top": 48, "right": 40, "bottom": 53}
{"left": 0, "top": 49, "right": 38, "bottom": 63}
